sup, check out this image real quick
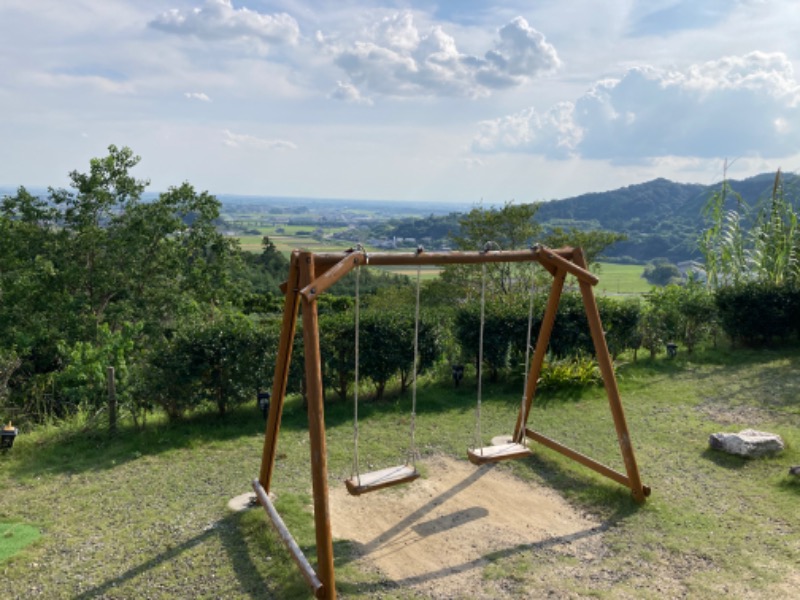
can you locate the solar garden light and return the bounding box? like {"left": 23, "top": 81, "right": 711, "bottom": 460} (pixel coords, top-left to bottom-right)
{"left": 1, "top": 422, "right": 18, "bottom": 450}
{"left": 257, "top": 391, "right": 271, "bottom": 420}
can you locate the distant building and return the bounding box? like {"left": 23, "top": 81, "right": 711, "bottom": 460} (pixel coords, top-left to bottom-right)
{"left": 677, "top": 260, "right": 707, "bottom": 283}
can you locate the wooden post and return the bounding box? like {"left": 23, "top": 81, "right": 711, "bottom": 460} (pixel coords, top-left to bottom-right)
{"left": 259, "top": 252, "right": 302, "bottom": 492}
{"left": 572, "top": 249, "right": 648, "bottom": 503}
{"left": 299, "top": 251, "right": 337, "bottom": 599}
{"left": 107, "top": 367, "right": 117, "bottom": 436}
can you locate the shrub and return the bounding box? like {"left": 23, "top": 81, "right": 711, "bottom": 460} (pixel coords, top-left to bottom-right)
{"left": 715, "top": 283, "right": 797, "bottom": 347}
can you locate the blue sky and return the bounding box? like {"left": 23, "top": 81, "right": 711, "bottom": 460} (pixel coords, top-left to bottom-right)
{"left": 1, "top": 0, "right": 798, "bottom": 203}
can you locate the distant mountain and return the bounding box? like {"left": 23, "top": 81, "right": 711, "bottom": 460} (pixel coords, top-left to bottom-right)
{"left": 536, "top": 171, "right": 800, "bottom": 263}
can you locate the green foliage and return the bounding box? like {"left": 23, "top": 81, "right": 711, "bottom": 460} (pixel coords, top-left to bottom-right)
{"left": 640, "top": 283, "right": 716, "bottom": 356}
{"left": 444, "top": 202, "right": 541, "bottom": 299}
{"left": 700, "top": 169, "right": 800, "bottom": 289}
{"left": 0, "top": 349, "right": 21, "bottom": 405}
{"left": 454, "top": 300, "right": 519, "bottom": 382}
{"left": 145, "top": 311, "right": 278, "bottom": 419}
{"left": 55, "top": 322, "right": 140, "bottom": 413}
{"left": 320, "top": 311, "right": 356, "bottom": 402}
{"left": 642, "top": 258, "right": 682, "bottom": 286}
{"left": 538, "top": 354, "right": 602, "bottom": 389}
{"left": 542, "top": 227, "right": 627, "bottom": 267}
{"left": 239, "top": 235, "right": 289, "bottom": 300}
{"left": 356, "top": 308, "right": 441, "bottom": 400}
{"left": 747, "top": 170, "right": 799, "bottom": 286}
{"left": 454, "top": 292, "right": 645, "bottom": 381}
{"left": 598, "top": 297, "right": 642, "bottom": 359}
{"left": 0, "top": 146, "right": 249, "bottom": 422}
{"left": 714, "top": 282, "right": 799, "bottom": 347}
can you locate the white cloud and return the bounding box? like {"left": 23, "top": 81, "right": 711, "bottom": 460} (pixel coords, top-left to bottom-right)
{"left": 328, "top": 81, "right": 373, "bottom": 105}
{"left": 222, "top": 129, "right": 297, "bottom": 151}
{"left": 150, "top": 0, "right": 299, "bottom": 45}
{"left": 474, "top": 51, "right": 800, "bottom": 160}
{"left": 460, "top": 157, "right": 486, "bottom": 169}
{"left": 473, "top": 102, "right": 582, "bottom": 157}
{"left": 330, "top": 12, "right": 559, "bottom": 100}
{"left": 185, "top": 92, "right": 211, "bottom": 102}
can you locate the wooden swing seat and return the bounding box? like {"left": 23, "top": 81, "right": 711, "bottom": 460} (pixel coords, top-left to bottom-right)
{"left": 345, "top": 464, "right": 419, "bottom": 496}
{"left": 467, "top": 442, "right": 532, "bottom": 465}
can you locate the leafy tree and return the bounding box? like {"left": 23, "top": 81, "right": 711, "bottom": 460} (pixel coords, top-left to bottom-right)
{"left": 643, "top": 259, "right": 682, "bottom": 286}
{"left": 543, "top": 227, "right": 627, "bottom": 268}
{"left": 320, "top": 312, "right": 356, "bottom": 402}
{"left": 145, "top": 311, "right": 277, "bottom": 419}
{"left": 0, "top": 146, "right": 250, "bottom": 422}
{"left": 639, "top": 283, "right": 716, "bottom": 355}
{"left": 443, "top": 202, "right": 541, "bottom": 300}
{"left": 0, "top": 349, "right": 21, "bottom": 406}
{"left": 56, "top": 322, "right": 140, "bottom": 414}
{"left": 598, "top": 297, "right": 642, "bottom": 360}
{"left": 455, "top": 300, "right": 519, "bottom": 382}
{"left": 356, "top": 309, "right": 415, "bottom": 400}
{"left": 714, "top": 283, "right": 795, "bottom": 347}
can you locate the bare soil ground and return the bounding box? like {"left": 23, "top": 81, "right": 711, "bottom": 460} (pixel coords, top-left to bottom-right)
{"left": 329, "top": 455, "right": 601, "bottom": 598}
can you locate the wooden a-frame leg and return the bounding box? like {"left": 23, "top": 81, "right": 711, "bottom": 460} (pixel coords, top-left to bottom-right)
{"left": 259, "top": 252, "right": 302, "bottom": 492}
{"left": 300, "top": 252, "right": 337, "bottom": 599}
{"left": 514, "top": 267, "right": 567, "bottom": 440}
{"left": 572, "top": 249, "right": 648, "bottom": 503}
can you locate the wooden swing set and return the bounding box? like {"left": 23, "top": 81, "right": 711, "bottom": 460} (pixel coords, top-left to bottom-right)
{"left": 253, "top": 245, "right": 650, "bottom": 599}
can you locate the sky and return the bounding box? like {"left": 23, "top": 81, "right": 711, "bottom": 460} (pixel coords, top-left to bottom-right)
{"left": 1, "top": 0, "right": 799, "bottom": 203}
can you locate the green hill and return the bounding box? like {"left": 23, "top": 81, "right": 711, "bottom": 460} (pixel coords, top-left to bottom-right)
{"left": 536, "top": 171, "right": 800, "bottom": 263}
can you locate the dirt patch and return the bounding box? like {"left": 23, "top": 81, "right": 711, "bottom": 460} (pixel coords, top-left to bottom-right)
{"left": 329, "top": 455, "right": 601, "bottom": 598}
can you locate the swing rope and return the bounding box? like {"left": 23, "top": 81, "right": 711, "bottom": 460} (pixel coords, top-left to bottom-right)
{"left": 408, "top": 249, "right": 423, "bottom": 467}
{"left": 351, "top": 245, "right": 366, "bottom": 483}
{"left": 517, "top": 259, "right": 537, "bottom": 445}
{"left": 472, "top": 241, "right": 498, "bottom": 452}
{"left": 350, "top": 245, "right": 422, "bottom": 490}
{"left": 467, "top": 241, "right": 537, "bottom": 464}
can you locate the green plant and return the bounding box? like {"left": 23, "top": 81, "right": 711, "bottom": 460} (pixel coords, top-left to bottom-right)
{"left": 538, "top": 354, "right": 602, "bottom": 389}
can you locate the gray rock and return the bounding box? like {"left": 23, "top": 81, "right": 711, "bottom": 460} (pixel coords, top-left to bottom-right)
{"left": 789, "top": 466, "right": 800, "bottom": 477}
{"left": 708, "top": 429, "right": 785, "bottom": 458}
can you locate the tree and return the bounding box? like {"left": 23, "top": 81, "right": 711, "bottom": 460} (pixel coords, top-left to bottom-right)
{"left": 358, "top": 309, "right": 413, "bottom": 400}
{"left": 443, "top": 202, "right": 541, "bottom": 299}
{"left": 643, "top": 259, "right": 682, "bottom": 286}
{"left": 0, "top": 146, "right": 250, "bottom": 422}
{"left": 543, "top": 227, "right": 627, "bottom": 268}
{"left": 320, "top": 312, "right": 356, "bottom": 402}
{"left": 455, "top": 300, "right": 519, "bottom": 383}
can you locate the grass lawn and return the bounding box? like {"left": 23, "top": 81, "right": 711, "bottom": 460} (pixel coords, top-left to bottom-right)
{"left": 1, "top": 348, "right": 798, "bottom": 598}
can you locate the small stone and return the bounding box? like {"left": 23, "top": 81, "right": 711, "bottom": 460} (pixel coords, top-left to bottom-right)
{"left": 789, "top": 466, "right": 800, "bottom": 477}
{"left": 709, "top": 429, "right": 785, "bottom": 458}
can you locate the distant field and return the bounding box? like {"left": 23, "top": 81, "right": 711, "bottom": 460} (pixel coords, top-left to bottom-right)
{"left": 236, "top": 227, "right": 351, "bottom": 254}
{"left": 594, "top": 262, "right": 649, "bottom": 295}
